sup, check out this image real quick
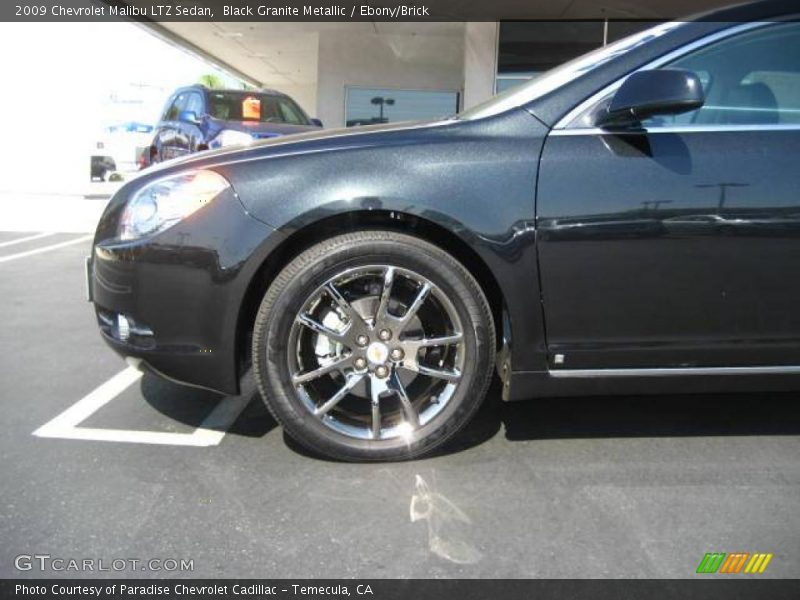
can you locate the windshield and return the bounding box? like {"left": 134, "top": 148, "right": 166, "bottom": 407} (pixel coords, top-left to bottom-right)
{"left": 208, "top": 91, "right": 310, "bottom": 125}
{"left": 459, "top": 21, "right": 682, "bottom": 120}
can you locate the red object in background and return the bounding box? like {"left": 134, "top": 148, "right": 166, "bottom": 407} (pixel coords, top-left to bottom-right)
{"left": 242, "top": 96, "right": 262, "bottom": 120}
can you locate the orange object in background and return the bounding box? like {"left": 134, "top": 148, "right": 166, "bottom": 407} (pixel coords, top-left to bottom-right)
{"left": 242, "top": 96, "right": 261, "bottom": 120}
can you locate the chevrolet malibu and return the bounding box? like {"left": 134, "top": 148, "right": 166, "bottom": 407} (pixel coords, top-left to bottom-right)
{"left": 89, "top": 1, "right": 800, "bottom": 461}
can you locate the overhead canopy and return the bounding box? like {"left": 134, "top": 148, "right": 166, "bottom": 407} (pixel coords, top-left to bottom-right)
{"left": 144, "top": 22, "right": 465, "bottom": 88}
{"left": 142, "top": 0, "right": 733, "bottom": 88}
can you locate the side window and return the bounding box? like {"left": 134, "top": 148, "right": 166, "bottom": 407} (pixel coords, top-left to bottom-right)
{"left": 277, "top": 99, "right": 305, "bottom": 124}
{"left": 646, "top": 22, "right": 800, "bottom": 127}
{"left": 165, "top": 93, "right": 188, "bottom": 121}
{"left": 160, "top": 96, "right": 175, "bottom": 121}
{"left": 185, "top": 93, "right": 204, "bottom": 118}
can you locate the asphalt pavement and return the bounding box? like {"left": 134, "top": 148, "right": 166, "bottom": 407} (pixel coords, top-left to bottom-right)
{"left": 1, "top": 229, "right": 799, "bottom": 579}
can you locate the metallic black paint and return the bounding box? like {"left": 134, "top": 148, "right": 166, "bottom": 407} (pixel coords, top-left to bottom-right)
{"left": 90, "top": 7, "right": 800, "bottom": 400}
{"left": 92, "top": 186, "right": 285, "bottom": 393}
{"left": 92, "top": 110, "right": 549, "bottom": 395}
{"left": 599, "top": 69, "right": 705, "bottom": 126}
{"left": 538, "top": 129, "right": 800, "bottom": 372}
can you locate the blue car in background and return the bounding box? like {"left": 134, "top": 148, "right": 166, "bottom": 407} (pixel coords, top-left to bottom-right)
{"left": 149, "top": 85, "right": 323, "bottom": 163}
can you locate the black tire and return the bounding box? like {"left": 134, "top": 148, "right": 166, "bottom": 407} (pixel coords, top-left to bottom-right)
{"left": 252, "top": 230, "right": 495, "bottom": 461}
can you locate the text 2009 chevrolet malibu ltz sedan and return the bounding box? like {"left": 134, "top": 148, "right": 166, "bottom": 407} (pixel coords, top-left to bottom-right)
{"left": 89, "top": 1, "right": 800, "bottom": 461}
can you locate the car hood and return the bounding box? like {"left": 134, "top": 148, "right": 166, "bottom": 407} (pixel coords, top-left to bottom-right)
{"left": 146, "top": 118, "right": 449, "bottom": 174}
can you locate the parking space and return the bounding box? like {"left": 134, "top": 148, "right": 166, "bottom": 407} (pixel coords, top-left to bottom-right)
{"left": 0, "top": 193, "right": 110, "bottom": 235}
{"left": 0, "top": 232, "right": 55, "bottom": 245}
{"left": 1, "top": 228, "right": 799, "bottom": 579}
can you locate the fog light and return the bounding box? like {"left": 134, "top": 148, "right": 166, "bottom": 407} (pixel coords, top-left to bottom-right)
{"left": 117, "top": 314, "right": 130, "bottom": 342}
{"left": 97, "top": 310, "right": 155, "bottom": 348}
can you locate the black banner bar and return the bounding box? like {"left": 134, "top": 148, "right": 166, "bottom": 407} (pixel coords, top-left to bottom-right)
{"left": 2, "top": 580, "right": 800, "bottom": 600}
{"left": 2, "top": 0, "right": 798, "bottom": 22}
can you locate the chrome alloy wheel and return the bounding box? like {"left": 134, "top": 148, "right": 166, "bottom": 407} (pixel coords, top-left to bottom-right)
{"left": 287, "top": 265, "right": 465, "bottom": 441}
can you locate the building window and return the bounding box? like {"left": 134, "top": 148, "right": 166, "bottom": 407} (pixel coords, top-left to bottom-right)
{"left": 345, "top": 87, "right": 460, "bottom": 127}
{"left": 495, "top": 73, "right": 540, "bottom": 94}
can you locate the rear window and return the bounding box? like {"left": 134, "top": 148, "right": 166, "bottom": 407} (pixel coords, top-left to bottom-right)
{"left": 208, "top": 92, "right": 309, "bottom": 125}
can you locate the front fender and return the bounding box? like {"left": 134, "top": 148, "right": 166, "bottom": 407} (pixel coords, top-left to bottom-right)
{"left": 219, "top": 109, "right": 550, "bottom": 372}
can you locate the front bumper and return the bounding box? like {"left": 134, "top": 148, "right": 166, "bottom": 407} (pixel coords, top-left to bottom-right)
{"left": 88, "top": 186, "right": 284, "bottom": 394}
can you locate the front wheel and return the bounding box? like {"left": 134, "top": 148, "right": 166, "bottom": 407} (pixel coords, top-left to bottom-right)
{"left": 252, "top": 231, "right": 495, "bottom": 461}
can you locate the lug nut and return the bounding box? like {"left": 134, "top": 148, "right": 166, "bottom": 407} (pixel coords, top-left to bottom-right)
{"left": 390, "top": 348, "right": 404, "bottom": 361}
{"left": 375, "top": 365, "right": 389, "bottom": 378}
{"left": 378, "top": 329, "right": 392, "bottom": 341}
{"left": 354, "top": 357, "right": 367, "bottom": 370}
{"left": 356, "top": 334, "right": 369, "bottom": 347}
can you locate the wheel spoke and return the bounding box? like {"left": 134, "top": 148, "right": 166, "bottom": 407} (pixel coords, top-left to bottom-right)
{"left": 387, "top": 370, "right": 419, "bottom": 428}
{"left": 314, "top": 372, "right": 364, "bottom": 416}
{"left": 403, "top": 363, "right": 461, "bottom": 382}
{"left": 369, "top": 375, "right": 389, "bottom": 439}
{"left": 296, "top": 313, "right": 348, "bottom": 343}
{"left": 416, "top": 332, "right": 463, "bottom": 347}
{"left": 325, "top": 282, "right": 364, "bottom": 327}
{"left": 399, "top": 282, "right": 431, "bottom": 327}
{"left": 374, "top": 267, "right": 395, "bottom": 324}
{"left": 292, "top": 354, "right": 351, "bottom": 385}
{"left": 371, "top": 401, "right": 381, "bottom": 439}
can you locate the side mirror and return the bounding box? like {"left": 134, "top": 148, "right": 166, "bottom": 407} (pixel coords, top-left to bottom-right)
{"left": 179, "top": 110, "right": 200, "bottom": 124}
{"left": 598, "top": 69, "right": 705, "bottom": 128}
{"left": 310, "top": 118, "right": 323, "bottom": 127}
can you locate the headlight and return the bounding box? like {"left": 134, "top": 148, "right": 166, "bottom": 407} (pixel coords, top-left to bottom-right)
{"left": 215, "top": 129, "right": 254, "bottom": 147}
{"left": 118, "top": 170, "right": 230, "bottom": 240}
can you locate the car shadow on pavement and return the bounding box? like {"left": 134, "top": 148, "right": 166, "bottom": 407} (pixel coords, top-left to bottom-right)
{"left": 140, "top": 372, "right": 278, "bottom": 438}
{"left": 228, "top": 397, "right": 279, "bottom": 438}
{"left": 501, "top": 389, "right": 800, "bottom": 441}
{"left": 141, "top": 370, "right": 800, "bottom": 457}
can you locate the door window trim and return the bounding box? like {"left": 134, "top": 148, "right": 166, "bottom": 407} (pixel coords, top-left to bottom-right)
{"left": 550, "top": 123, "right": 800, "bottom": 136}
{"left": 552, "top": 20, "right": 798, "bottom": 133}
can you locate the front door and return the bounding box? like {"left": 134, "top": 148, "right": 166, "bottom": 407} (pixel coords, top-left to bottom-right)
{"left": 536, "top": 22, "right": 800, "bottom": 370}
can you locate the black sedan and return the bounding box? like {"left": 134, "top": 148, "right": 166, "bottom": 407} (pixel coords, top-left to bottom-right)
{"left": 89, "top": 0, "right": 800, "bottom": 461}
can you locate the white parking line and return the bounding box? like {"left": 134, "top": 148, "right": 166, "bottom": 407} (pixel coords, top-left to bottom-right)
{"left": 33, "top": 367, "right": 251, "bottom": 447}
{"left": 0, "top": 234, "right": 93, "bottom": 264}
{"left": 0, "top": 232, "right": 55, "bottom": 248}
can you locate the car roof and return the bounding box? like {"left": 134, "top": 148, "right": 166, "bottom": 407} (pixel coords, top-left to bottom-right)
{"left": 176, "top": 84, "right": 290, "bottom": 98}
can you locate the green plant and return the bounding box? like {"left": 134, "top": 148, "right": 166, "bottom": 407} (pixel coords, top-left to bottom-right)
{"left": 198, "top": 73, "right": 224, "bottom": 89}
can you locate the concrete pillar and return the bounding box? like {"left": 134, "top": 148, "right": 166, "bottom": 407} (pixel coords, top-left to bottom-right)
{"left": 463, "top": 22, "right": 499, "bottom": 110}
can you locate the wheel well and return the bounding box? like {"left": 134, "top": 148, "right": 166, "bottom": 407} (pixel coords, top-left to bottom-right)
{"left": 234, "top": 210, "right": 506, "bottom": 379}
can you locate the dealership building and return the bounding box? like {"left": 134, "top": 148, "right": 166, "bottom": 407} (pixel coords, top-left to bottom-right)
{"left": 145, "top": 0, "right": 728, "bottom": 128}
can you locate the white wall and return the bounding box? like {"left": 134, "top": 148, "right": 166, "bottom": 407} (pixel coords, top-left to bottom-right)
{"left": 315, "top": 27, "right": 466, "bottom": 128}
{"left": 463, "top": 22, "right": 500, "bottom": 110}
{"left": 271, "top": 81, "right": 319, "bottom": 120}
{"left": 255, "top": 31, "right": 320, "bottom": 119}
